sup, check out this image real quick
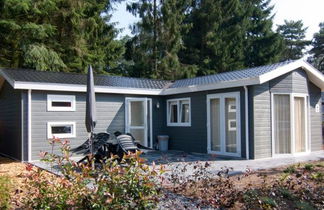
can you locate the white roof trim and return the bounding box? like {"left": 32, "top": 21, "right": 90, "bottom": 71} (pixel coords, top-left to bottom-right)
{"left": 258, "top": 60, "right": 324, "bottom": 91}
{"left": 2, "top": 60, "right": 324, "bottom": 95}
{"left": 13, "top": 81, "right": 162, "bottom": 95}
{"left": 161, "top": 77, "right": 260, "bottom": 95}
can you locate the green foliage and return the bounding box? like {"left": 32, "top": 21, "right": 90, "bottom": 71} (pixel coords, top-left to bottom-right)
{"left": 304, "top": 163, "right": 314, "bottom": 171}
{"left": 310, "top": 172, "right": 323, "bottom": 182}
{"left": 277, "top": 20, "right": 310, "bottom": 60}
{"left": 23, "top": 139, "right": 163, "bottom": 209}
{"left": 24, "top": 44, "right": 66, "bottom": 71}
{"left": 0, "top": 0, "right": 124, "bottom": 73}
{"left": 283, "top": 165, "right": 296, "bottom": 174}
{"left": 260, "top": 196, "right": 277, "bottom": 208}
{"left": 125, "top": 0, "right": 194, "bottom": 80}
{"left": 0, "top": 175, "right": 12, "bottom": 209}
{"left": 308, "top": 22, "right": 324, "bottom": 72}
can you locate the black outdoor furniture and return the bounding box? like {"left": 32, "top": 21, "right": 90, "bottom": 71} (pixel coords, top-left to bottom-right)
{"left": 70, "top": 132, "right": 111, "bottom": 163}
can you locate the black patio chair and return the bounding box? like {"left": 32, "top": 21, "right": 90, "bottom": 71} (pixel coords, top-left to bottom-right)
{"left": 70, "top": 132, "right": 111, "bottom": 163}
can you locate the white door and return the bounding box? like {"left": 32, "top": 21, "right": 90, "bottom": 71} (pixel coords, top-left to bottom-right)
{"left": 207, "top": 92, "right": 241, "bottom": 157}
{"left": 125, "top": 98, "right": 152, "bottom": 147}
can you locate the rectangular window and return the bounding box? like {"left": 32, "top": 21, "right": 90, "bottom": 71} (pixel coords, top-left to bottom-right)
{"left": 47, "top": 95, "right": 76, "bottom": 111}
{"left": 47, "top": 122, "right": 76, "bottom": 139}
{"left": 167, "top": 98, "right": 191, "bottom": 126}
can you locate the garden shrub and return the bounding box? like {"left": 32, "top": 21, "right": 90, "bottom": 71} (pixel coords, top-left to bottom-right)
{"left": 0, "top": 175, "right": 12, "bottom": 209}
{"left": 23, "top": 139, "right": 163, "bottom": 209}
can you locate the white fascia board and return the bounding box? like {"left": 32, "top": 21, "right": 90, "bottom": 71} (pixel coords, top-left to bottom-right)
{"left": 0, "top": 69, "right": 15, "bottom": 87}
{"left": 259, "top": 60, "right": 324, "bottom": 90}
{"left": 161, "top": 77, "right": 260, "bottom": 95}
{"left": 13, "top": 81, "right": 162, "bottom": 95}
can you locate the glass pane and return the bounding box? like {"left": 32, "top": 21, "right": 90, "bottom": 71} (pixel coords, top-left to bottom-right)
{"left": 294, "top": 97, "right": 306, "bottom": 152}
{"left": 52, "top": 125, "right": 72, "bottom": 134}
{"left": 225, "top": 98, "right": 237, "bottom": 153}
{"left": 170, "top": 103, "right": 178, "bottom": 123}
{"left": 180, "top": 103, "right": 190, "bottom": 123}
{"left": 130, "top": 128, "right": 145, "bottom": 146}
{"left": 52, "top": 101, "right": 72, "bottom": 107}
{"left": 130, "top": 101, "right": 144, "bottom": 126}
{"left": 210, "top": 98, "right": 221, "bottom": 151}
{"left": 274, "top": 95, "right": 291, "bottom": 154}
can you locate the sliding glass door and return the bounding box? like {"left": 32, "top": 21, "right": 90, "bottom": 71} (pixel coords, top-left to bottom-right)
{"left": 207, "top": 92, "right": 241, "bottom": 157}
{"left": 272, "top": 94, "right": 308, "bottom": 155}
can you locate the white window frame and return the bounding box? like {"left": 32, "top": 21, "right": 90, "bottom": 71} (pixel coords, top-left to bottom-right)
{"left": 47, "top": 122, "right": 76, "bottom": 139}
{"left": 207, "top": 92, "right": 241, "bottom": 157}
{"left": 167, "top": 97, "right": 191, "bottom": 126}
{"left": 228, "top": 119, "right": 237, "bottom": 131}
{"left": 47, "top": 94, "right": 76, "bottom": 111}
{"left": 271, "top": 93, "right": 310, "bottom": 157}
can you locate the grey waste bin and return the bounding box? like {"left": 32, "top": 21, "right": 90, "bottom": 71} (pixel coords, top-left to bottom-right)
{"left": 157, "top": 135, "right": 169, "bottom": 151}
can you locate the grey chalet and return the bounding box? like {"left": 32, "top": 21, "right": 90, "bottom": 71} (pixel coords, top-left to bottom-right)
{"left": 0, "top": 59, "right": 323, "bottom": 161}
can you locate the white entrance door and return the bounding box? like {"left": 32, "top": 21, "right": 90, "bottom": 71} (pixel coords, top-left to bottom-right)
{"left": 125, "top": 98, "right": 152, "bottom": 148}
{"left": 207, "top": 92, "right": 241, "bottom": 157}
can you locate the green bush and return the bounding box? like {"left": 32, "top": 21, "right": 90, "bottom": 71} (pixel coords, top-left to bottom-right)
{"left": 0, "top": 175, "right": 12, "bottom": 209}
{"left": 304, "top": 163, "right": 314, "bottom": 171}
{"left": 23, "top": 139, "right": 163, "bottom": 209}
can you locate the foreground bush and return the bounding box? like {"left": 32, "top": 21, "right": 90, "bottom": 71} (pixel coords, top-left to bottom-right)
{"left": 0, "top": 175, "right": 12, "bottom": 209}
{"left": 23, "top": 139, "right": 163, "bottom": 209}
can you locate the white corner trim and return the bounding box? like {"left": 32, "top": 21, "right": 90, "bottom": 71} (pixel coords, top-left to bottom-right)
{"left": 244, "top": 86, "right": 249, "bottom": 160}
{"left": 47, "top": 121, "right": 76, "bottom": 139}
{"left": 28, "top": 89, "right": 32, "bottom": 162}
{"left": 47, "top": 94, "right": 76, "bottom": 111}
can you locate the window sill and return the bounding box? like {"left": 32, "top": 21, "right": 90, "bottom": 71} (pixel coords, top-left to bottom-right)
{"left": 167, "top": 123, "right": 191, "bottom": 127}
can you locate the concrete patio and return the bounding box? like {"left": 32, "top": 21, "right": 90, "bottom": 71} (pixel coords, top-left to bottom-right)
{"left": 31, "top": 150, "right": 324, "bottom": 177}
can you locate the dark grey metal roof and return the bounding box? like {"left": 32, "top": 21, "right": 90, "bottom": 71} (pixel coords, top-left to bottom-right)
{"left": 0, "top": 68, "right": 171, "bottom": 90}
{"left": 170, "top": 60, "right": 295, "bottom": 88}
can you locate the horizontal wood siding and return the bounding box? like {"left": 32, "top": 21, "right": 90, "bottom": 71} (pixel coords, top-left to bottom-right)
{"left": 308, "top": 82, "right": 322, "bottom": 151}
{"left": 31, "top": 91, "right": 125, "bottom": 160}
{"left": 0, "top": 82, "right": 22, "bottom": 160}
{"left": 251, "top": 82, "right": 272, "bottom": 159}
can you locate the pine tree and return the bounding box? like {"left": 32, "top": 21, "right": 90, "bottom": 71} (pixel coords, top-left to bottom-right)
{"left": 277, "top": 20, "right": 310, "bottom": 60}
{"left": 308, "top": 22, "right": 324, "bottom": 72}
{"left": 126, "top": 0, "right": 193, "bottom": 80}
{"left": 242, "top": 0, "right": 284, "bottom": 67}
{"left": 0, "top": 0, "right": 123, "bottom": 73}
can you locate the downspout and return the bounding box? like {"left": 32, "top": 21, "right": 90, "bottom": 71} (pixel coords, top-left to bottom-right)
{"left": 28, "top": 89, "right": 32, "bottom": 162}
{"left": 244, "top": 86, "right": 249, "bottom": 160}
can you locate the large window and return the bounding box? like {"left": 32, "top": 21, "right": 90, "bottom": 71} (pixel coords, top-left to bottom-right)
{"left": 167, "top": 98, "right": 191, "bottom": 126}
{"left": 47, "top": 122, "right": 76, "bottom": 139}
{"left": 272, "top": 93, "right": 308, "bottom": 155}
{"left": 47, "top": 95, "right": 76, "bottom": 111}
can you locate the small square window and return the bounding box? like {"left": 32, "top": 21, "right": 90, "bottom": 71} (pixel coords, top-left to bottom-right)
{"left": 47, "top": 122, "right": 76, "bottom": 139}
{"left": 228, "top": 103, "right": 236, "bottom": 112}
{"left": 228, "top": 119, "right": 237, "bottom": 131}
{"left": 47, "top": 95, "right": 76, "bottom": 111}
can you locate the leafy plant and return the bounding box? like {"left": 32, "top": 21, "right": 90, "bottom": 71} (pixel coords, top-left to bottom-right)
{"left": 0, "top": 175, "right": 12, "bottom": 209}
{"left": 310, "top": 172, "right": 323, "bottom": 182}
{"left": 283, "top": 165, "right": 296, "bottom": 174}
{"left": 295, "top": 201, "right": 315, "bottom": 210}
{"left": 260, "top": 196, "right": 277, "bottom": 208}
{"left": 304, "top": 164, "right": 314, "bottom": 171}
{"left": 23, "top": 139, "right": 163, "bottom": 209}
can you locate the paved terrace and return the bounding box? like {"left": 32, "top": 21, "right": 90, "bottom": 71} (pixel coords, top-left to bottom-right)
{"left": 31, "top": 150, "right": 324, "bottom": 176}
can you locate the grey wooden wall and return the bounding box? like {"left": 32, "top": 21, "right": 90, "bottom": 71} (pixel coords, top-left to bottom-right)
{"left": 250, "top": 69, "right": 322, "bottom": 159}
{"left": 0, "top": 82, "right": 22, "bottom": 160}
